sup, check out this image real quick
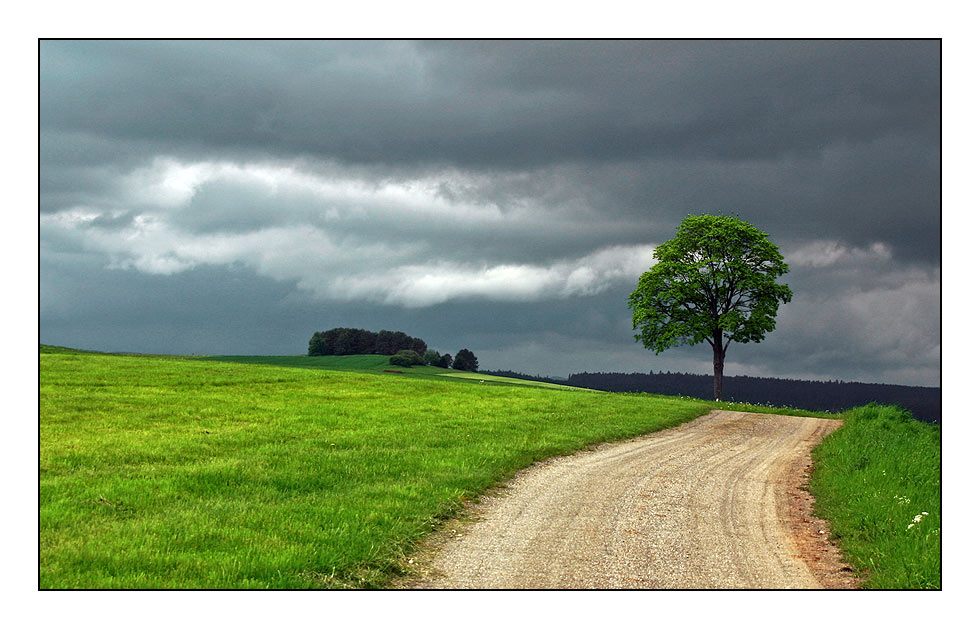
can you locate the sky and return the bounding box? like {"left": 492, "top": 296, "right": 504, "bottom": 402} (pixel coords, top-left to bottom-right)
{"left": 38, "top": 39, "right": 941, "bottom": 386}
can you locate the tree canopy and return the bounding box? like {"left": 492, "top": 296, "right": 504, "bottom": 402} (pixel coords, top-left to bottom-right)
{"left": 628, "top": 214, "right": 792, "bottom": 400}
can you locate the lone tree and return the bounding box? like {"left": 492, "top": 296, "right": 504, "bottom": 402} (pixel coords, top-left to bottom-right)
{"left": 452, "top": 348, "right": 479, "bottom": 372}
{"left": 628, "top": 214, "right": 792, "bottom": 401}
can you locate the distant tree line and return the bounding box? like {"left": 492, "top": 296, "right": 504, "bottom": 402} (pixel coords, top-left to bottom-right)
{"left": 483, "top": 369, "right": 941, "bottom": 423}
{"left": 484, "top": 370, "right": 565, "bottom": 386}
{"left": 308, "top": 328, "right": 479, "bottom": 372}
{"left": 569, "top": 371, "right": 941, "bottom": 424}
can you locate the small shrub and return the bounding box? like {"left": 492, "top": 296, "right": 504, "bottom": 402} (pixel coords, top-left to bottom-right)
{"left": 389, "top": 350, "right": 424, "bottom": 367}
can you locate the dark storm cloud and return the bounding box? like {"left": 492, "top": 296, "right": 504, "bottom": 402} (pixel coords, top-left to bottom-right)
{"left": 41, "top": 40, "right": 939, "bottom": 257}
{"left": 556, "top": 134, "right": 941, "bottom": 263}
{"left": 42, "top": 40, "right": 938, "bottom": 167}
{"left": 39, "top": 39, "right": 941, "bottom": 386}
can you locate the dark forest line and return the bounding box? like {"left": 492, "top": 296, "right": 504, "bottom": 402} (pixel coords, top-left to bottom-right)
{"left": 484, "top": 370, "right": 941, "bottom": 424}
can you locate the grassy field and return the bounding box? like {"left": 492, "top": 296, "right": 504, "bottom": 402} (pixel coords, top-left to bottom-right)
{"left": 40, "top": 346, "right": 939, "bottom": 589}
{"left": 40, "top": 346, "right": 712, "bottom": 588}
{"left": 809, "top": 403, "right": 941, "bottom": 589}
{"left": 199, "top": 353, "right": 410, "bottom": 373}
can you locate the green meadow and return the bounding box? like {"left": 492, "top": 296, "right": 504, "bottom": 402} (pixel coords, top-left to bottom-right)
{"left": 40, "top": 346, "right": 711, "bottom": 588}
{"left": 40, "top": 346, "right": 939, "bottom": 589}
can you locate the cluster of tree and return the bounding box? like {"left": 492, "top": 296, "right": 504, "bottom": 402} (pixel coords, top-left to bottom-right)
{"left": 308, "top": 328, "right": 427, "bottom": 357}
{"left": 563, "top": 371, "right": 941, "bottom": 424}
{"left": 387, "top": 349, "right": 444, "bottom": 368}
{"left": 308, "top": 327, "right": 480, "bottom": 372}
{"left": 389, "top": 348, "right": 479, "bottom": 371}
{"left": 422, "top": 350, "right": 452, "bottom": 368}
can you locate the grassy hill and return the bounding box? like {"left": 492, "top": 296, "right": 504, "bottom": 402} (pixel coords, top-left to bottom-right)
{"left": 199, "top": 353, "right": 587, "bottom": 390}
{"left": 40, "top": 346, "right": 711, "bottom": 588}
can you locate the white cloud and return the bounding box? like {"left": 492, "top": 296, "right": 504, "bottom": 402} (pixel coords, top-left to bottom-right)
{"left": 785, "top": 240, "right": 892, "bottom": 268}
{"left": 120, "top": 156, "right": 509, "bottom": 225}
{"left": 298, "top": 244, "right": 655, "bottom": 307}
{"left": 125, "top": 159, "right": 219, "bottom": 208}
{"left": 40, "top": 155, "right": 657, "bottom": 307}
{"left": 41, "top": 207, "right": 103, "bottom": 227}
{"left": 77, "top": 218, "right": 653, "bottom": 306}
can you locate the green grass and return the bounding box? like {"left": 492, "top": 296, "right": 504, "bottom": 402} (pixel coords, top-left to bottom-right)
{"left": 40, "top": 346, "right": 712, "bottom": 589}
{"left": 809, "top": 403, "right": 941, "bottom": 589}
{"left": 711, "top": 399, "right": 840, "bottom": 419}
{"left": 200, "top": 353, "right": 398, "bottom": 372}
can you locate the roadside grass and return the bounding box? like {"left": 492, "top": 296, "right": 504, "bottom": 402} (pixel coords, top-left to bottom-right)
{"left": 40, "top": 346, "right": 712, "bottom": 589}
{"left": 711, "top": 399, "right": 840, "bottom": 419}
{"left": 809, "top": 403, "right": 941, "bottom": 589}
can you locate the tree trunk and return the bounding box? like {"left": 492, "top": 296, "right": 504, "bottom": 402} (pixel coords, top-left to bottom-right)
{"left": 712, "top": 329, "right": 725, "bottom": 401}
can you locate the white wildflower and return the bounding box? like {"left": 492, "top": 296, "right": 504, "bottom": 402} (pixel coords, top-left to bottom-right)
{"left": 906, "top": 512, "right": 929, "bottom": 531}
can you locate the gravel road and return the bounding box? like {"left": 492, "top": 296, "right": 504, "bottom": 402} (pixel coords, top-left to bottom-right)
{"left": 405, "top": 410, "right": 854, "bottom": 589}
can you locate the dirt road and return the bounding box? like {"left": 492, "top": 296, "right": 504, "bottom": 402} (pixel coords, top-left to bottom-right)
{"left": 406, "top": 410, "right": 856, "bottom": 589}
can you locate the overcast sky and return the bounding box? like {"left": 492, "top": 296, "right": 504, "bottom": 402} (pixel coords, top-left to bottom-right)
{"left": 38, "top": 39, "right": 940, "bottom": 386}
